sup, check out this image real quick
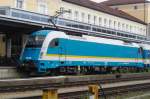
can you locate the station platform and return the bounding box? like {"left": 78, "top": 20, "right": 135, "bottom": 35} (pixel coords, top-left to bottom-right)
{"left": 0, "top": 66, "right": 20, "bottom": 79}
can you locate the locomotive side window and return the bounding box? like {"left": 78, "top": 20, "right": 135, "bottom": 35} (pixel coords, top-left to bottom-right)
{"left": 49, "top": 38, "right": 59, "bottom": 47}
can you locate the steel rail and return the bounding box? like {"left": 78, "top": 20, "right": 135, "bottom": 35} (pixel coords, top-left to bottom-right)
{"left": 0, "top": 73, "right": 150, "bottom": 93}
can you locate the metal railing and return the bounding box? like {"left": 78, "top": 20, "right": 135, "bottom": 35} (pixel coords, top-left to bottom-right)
{"left": 0, "top": 6, "right": 50, "bottom": 24}
{"left": 0, "top": 7, "right": 149, "bottom": 44}
{"left": 55, "top": 18, "right": 149, "bottom": 43}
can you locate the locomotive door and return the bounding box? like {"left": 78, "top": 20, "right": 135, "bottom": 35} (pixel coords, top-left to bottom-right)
{"left": 49, "top": 38, "right": 66, "bottom": 65}
{"left": 137, "top": 47, "right": 144, "bottom": 65}
{"left": 58, "top": 40, "right": 66, "bottom": 65}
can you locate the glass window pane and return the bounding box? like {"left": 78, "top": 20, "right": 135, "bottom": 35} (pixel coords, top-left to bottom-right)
{"left": 16, "top": 0, "right": 24, "bottom": 9}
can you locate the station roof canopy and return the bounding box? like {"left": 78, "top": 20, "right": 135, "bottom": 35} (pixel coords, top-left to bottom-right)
{"left": 101, "top": 0, "right": 150, "bottom": 6}
{"left": 62, "top": 0, "right": 146, "bottom": 25}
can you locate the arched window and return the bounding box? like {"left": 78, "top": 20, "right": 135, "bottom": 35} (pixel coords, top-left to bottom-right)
{"left": 81, "top": 12, "right": 85, "bottom": 22}
{"left": 49, "top": 38, "right": 59, "bottom": 47}
{"left": 99, "top": 17, "right": 102, "bottom": 26}
{"left": 94, "top": 16, "right": 97, "bottom": 25}
{"left": 74, "top": 11, "right": 79, "bottom": 21}
{"left": 104, "top": 18, "right": 107, "bottom": 26}
{"left": 88, "top": 14, "right": 91, "bottom": 24}
{"left": 68, "top": 9, "right": 72, "bottom": 19}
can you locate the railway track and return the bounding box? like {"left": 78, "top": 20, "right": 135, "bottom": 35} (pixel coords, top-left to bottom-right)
{"left": 12, "top": 80, "right": 150, "bottom": 99}
{"left": 0, "top": 73, "right": 150, "bottom": 92}
{"left": 1, "top": 73, "right": 150, "bottom": 98}
{"left": 59, "top": 82, "right": 150, "bottom": 99}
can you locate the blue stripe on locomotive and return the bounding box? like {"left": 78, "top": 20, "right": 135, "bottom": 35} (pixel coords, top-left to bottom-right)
{"left": 21, "top": 48, "right": 41, "bottom": 60}
{"left": 47, "top": 38, "right": 141, "bottom": 59}
{"left": 36, "top": 38, "right": 144, "bottom": 72}
{"left": 144, "top": 50, "right": 150, "bottom": 59}
{"left": 143, "top": 50, "right": 150, "bottom": 67}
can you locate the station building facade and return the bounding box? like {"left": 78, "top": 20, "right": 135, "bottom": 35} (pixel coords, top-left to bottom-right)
{"left": 0, "top": 0, "right": 147, "bottom": 35}
{"left": 61, "top": 0, "right": 147, "bottom": 36}
{"left": 0, "top": 0, "right": 61, "bottom": 15}
{"left": 0, "top": 0, "right": 147, "bottom": 65}
{"left": 102, "top": 0, "right": 150, "bottom": 36}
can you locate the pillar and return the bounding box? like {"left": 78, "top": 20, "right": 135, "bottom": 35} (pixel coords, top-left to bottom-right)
{"left": 42, "top": 88, "right": 58, "bottom": 99}
{"left": 0, "top": 34, "right": 6, "bottom": 57}
{"left": 6, "top": 38, "right": 11, "bottom": 58}
{"left": 22, "top": 34, "right": 29, "bottom": 48}
{"left": 89, "top": 85, "right": 99, "bottom": 99}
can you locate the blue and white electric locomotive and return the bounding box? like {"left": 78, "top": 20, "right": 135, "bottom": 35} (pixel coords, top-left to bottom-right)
{"left": 20, "top": 30, "right": 150, "bottom": 74}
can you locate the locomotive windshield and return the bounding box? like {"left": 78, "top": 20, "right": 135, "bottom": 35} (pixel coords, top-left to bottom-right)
{"left": 26, "top": 35, "right": 45, "bottom": 48}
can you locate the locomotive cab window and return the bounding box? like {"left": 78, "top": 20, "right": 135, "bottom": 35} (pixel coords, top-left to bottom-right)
{"left": 49, "top": 38, "right": 59, "bottom": 47}
{"left": 26, "top": 35, "right": 46, "bottom": 48}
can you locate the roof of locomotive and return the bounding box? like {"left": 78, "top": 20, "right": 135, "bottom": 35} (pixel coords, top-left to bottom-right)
{"left": 31, "top": 30, "right": 142, "bottom": 48}
{"left": 64, "top": 33, "right": 140, "bottom": 48}
{"left": 83, "top": 35, "right": 140, "bottom": 48}
{"left": 31, "top": 30, "right": 52, "bottom": 36}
